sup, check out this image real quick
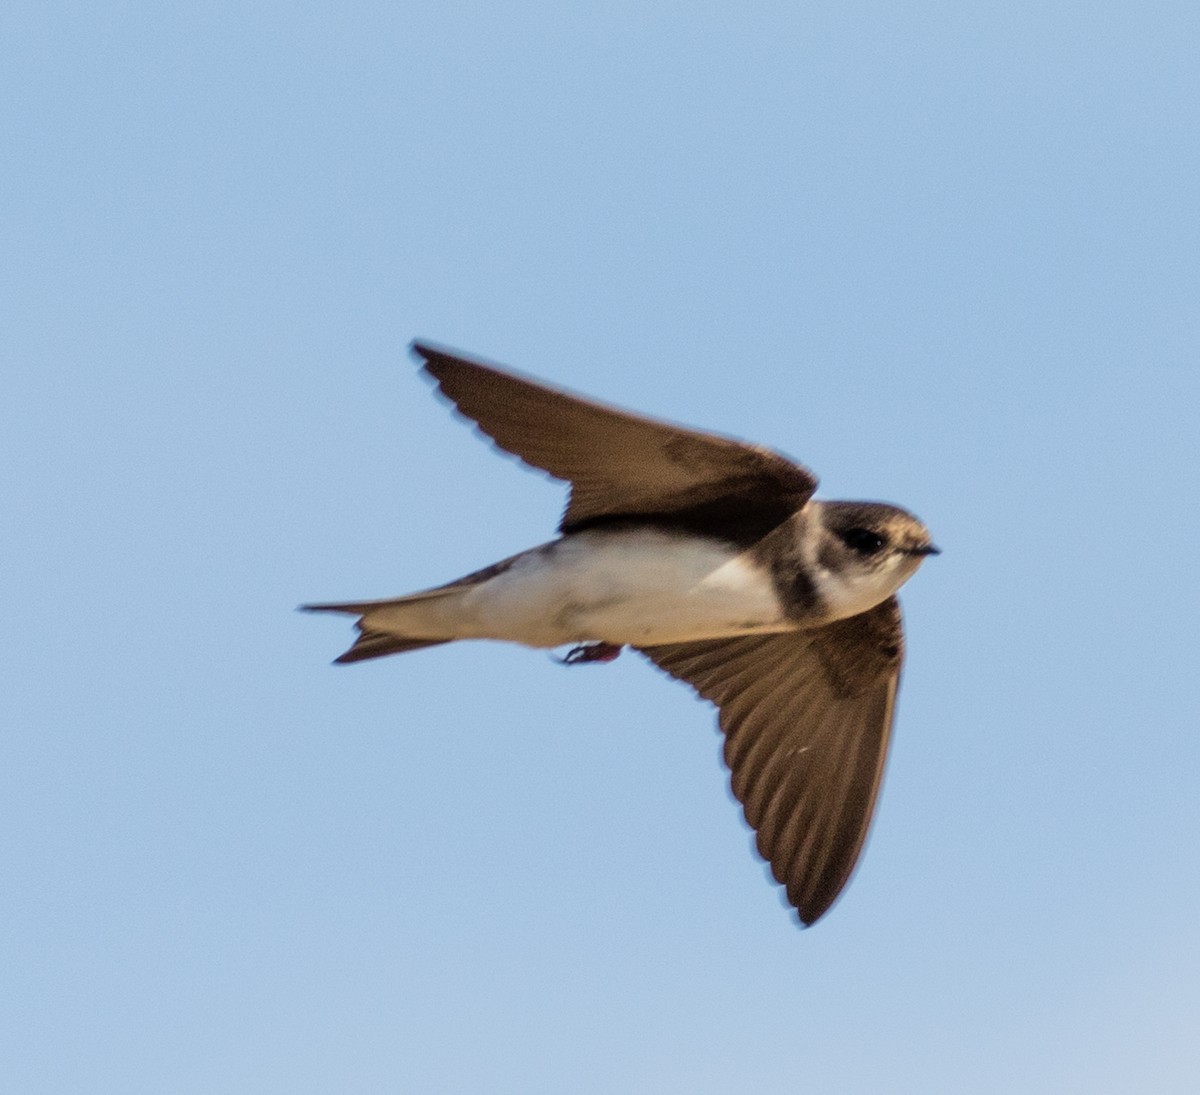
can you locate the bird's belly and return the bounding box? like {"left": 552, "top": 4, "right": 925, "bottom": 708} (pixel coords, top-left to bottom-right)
{"left": 460, "top": 529, "right": 789, "bottom": 647}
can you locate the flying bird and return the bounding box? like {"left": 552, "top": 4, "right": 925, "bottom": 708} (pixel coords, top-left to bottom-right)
{"left": 304, "top": 342, "right": 938, "bottom": 925}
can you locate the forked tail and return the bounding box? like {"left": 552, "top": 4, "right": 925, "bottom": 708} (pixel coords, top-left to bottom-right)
{"left": 302, "top": 550, "right": 528, "bottom": 664}
{"left": 301, "top": 591, "right": 459, "bottom": 664}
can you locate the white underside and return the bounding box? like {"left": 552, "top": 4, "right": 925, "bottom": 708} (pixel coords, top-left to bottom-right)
{"left": 376, "top": 529, "right": 793, "bottom": 647}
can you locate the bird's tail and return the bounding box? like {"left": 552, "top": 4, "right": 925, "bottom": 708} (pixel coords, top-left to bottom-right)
{"left": 303, "top": 549, "right": 532, "bottom": 664}
{"left": 301, "top": 588, "right": 463, "bottom": 664}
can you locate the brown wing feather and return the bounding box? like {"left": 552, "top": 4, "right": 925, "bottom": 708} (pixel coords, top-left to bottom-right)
{"left": 638, "top": 597, "right": 904, "bottom": 926}
{"left": 411, "top": 342, "right": 818, "bottom": 537}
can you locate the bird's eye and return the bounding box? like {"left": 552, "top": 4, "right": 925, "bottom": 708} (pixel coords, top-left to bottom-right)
{"left": 839, "top": 528, "right": 887, "bottom": 555}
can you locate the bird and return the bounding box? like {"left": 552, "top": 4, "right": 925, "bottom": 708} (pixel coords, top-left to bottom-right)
{"left": 304, "top": 341, "right": 939, "bottom": 925}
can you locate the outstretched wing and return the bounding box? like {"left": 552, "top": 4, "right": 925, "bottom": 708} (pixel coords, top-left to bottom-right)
{"left": 412, "top": 342, "right": 817, "bottom": 540}
{"left": 638, "top": 597, "right": 905, "bottom": 926}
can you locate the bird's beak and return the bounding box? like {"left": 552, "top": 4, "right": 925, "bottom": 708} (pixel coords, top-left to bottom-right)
{"left": 907, "top": 543, "right": 941, "bottom": 556}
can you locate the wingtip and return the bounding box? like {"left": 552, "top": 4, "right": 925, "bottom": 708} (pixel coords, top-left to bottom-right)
{"left": 793, "top": 882, "right": 851, "bottom": 928}
{"left": 778, "top": 885, "right": 822, "bottom": 929}
{"left": 409, "top": 339, "right": 467, "bottom": 370}
{"left": 409, "top": 338, "right": 436, "bottom": 362}
{"left": 794, "top": 906, "right": 822, "bottom": 929}
{"left": 409, "top": 340, "right": 478, "bottom": 389}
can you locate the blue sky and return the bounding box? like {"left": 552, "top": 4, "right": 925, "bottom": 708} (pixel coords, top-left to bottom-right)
{"left": 3, "top": 2, "right": 1198, "bottom": 1091}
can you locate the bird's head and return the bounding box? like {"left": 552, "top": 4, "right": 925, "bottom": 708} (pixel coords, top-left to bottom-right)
{"left": 811, "top": 501, "right": 939, "bottom": 620}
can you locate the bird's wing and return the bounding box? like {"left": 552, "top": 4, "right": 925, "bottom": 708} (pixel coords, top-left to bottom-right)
{"left": 637, "top": 597, "right": 904, "bottom": 926}
{"left": 412, "top": 342, "right": 818, "bottom": 537}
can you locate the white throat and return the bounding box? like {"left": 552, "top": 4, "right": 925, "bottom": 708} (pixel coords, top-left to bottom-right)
{"left": 815, "top": 559, "right": 911, "bottom": 622}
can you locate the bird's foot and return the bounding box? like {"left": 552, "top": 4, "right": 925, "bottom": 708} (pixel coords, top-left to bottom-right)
{"left": 558, "top": 642, "right": 623, "bottom": 666}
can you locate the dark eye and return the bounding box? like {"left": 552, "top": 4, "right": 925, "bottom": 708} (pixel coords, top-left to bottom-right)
{"left": 839, "top": 528, "right": 887, "bottom": 555}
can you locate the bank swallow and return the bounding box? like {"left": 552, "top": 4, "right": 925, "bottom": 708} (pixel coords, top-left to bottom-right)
{"left": 305, "top": 342, "right": 938, "bottom": 925}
